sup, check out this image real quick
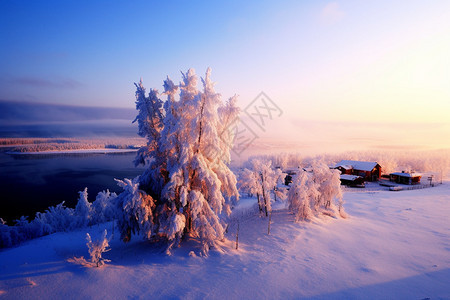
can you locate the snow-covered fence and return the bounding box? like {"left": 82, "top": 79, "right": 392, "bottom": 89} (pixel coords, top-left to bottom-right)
{"left": 341, "top": 186, "right": 388, "bottom": 193}
{"left": 225, "top": 204, "right": 261, "bottom": 234}
{"left": 230, "top": 204, "right": 261, "bottom": 223}
{"left": 399, "top": 183, "right": 440, "bottom": 191}
{"left": 342, "top": 182, "right": 441, "bottom": 193}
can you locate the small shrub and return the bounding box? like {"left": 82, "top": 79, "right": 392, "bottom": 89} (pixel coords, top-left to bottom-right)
{"left": 86, "top": 230, "right": 111, "bottom": 267}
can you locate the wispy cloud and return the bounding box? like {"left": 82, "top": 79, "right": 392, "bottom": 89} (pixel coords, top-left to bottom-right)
{"left": 320, "top": 2, "right": 345, "bottom": 25}
{"left": 0, "top": 101, "right": 137, "bottom": 137}
{"left": 0, "top": 100, "right": 135, "bottom": 124}
{"left": 10, "top": 77, "right": 82, "bottom": 89}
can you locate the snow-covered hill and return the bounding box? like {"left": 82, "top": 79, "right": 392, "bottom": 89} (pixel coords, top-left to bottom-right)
{"left": 1, "top": 184, "right": 449, "bottom": 299}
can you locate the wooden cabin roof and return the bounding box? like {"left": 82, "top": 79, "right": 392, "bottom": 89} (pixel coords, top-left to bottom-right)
{"left": 335, "top": 160, "right": 379, "bottom": 172}
{"left": 390, "top": 172, "right": 421, "bottom": 178}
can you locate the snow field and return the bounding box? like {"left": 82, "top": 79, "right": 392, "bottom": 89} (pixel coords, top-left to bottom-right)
{"left": 0, "top": 183, "right": 449, "bottom": 299}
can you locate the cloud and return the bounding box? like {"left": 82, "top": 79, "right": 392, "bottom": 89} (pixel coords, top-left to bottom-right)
{"left": 0, "top": 101, "right": 137, "bottom": 138}
{"left": 320, "top": 2, "right": 345, "bottom": 25}
{"left": 0, "top": 100, "right": 135, "bottom": 124}
{"left": 10, "top": 76, "right": 82, "bottom": 89}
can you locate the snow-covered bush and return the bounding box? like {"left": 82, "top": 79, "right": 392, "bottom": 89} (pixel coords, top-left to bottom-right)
{"left": 117, "top": 68, "right": 240, "bottom": 255}
{"left": 30, "top": 201, "right": 76, "bottom": 235}
{"left": 86, "top": 230, "right": 111, "bottom": 267}
{"left": 0, "top": 218, "right": 14, "bottom": 248}
{"left": 0, "top": 188, "right": 118, "bottom": 248}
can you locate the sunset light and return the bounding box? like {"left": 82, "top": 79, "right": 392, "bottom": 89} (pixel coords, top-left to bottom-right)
{"left": 1, "top": 1, "right": 449, "bottom": 299}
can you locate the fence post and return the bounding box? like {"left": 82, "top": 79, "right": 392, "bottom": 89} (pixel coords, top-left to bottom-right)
{"left": 235, "top": 220, "right": 239, "bottom": 250}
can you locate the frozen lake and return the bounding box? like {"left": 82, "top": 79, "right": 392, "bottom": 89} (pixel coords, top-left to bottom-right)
{"left": 0, "top": 151, "right": 144, "bottom": 224}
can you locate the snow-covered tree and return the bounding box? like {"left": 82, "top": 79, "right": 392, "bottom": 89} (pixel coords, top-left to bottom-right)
{"left": 238, "top": 159, "right": 281, "bottom": 216}
{"left": 310, "top": 161, "right": 342, "bottom": 211}
{"left": 132, "top": 79, "right": 167, "bottom": 200}
{"left": 288, "top": 170, "right": 315, "bottom": 221}
{"left": 91, "top": 190, "right": 117, "bottom": 224}
{"left": 132, "top": 80, "right": 164, "bottom": 168}
{"left": 75, "top": 188, "right": 91, "bottom": 227}
{"left": 115, "top": 178, "right": 155, "bottom": 242}
{"left": 272, "top": 168, "right": 287, "bottom": 202}
{"left": 238, "top": 168, "right": 259, "bottom": 198}
{"left": 288, "top": 161, "right": 346, "bottom": 221}
{"left": 119, "top": 68, "right": 240, "bottom": 255}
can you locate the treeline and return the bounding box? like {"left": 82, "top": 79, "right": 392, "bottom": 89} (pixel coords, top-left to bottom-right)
{"left": 1, "top": 137, "right": 145, "bottom": 152}
{"left": 0, "top": 138, "right": 77, "bottom": 146}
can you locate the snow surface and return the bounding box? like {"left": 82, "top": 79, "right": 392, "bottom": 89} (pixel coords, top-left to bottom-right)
{"left": 1, "top": 184, "right": 449, "bottom": 299}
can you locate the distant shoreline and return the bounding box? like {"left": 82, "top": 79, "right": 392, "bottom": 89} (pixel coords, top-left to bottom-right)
{"left": 6, "top": 148, "right": 138, "bottom": 155}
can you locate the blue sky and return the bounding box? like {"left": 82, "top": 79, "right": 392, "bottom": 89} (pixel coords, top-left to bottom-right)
{"left": 1, "top": 1, "right": 449, "bottom": 150}
{"left": 1, "top": 0, "right": 273, "bottom": 106}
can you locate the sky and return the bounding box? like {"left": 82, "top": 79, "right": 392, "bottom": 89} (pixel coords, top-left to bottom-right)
{"left": 1, "top": 0, "right": 449, "bottom": 153}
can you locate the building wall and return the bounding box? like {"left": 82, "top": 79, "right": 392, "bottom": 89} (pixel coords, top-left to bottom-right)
{"left": 389, "top": 174, "right": 421, "bottom": 185}
{"left": 352, "top": 167, "right": 380, "bottom": 181}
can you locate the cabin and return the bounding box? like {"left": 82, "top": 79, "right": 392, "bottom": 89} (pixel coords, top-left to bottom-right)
{"left": 389, "top": 171, "right": 421, "bottom": 185}
{"left": 340, "top": 174, "right": 365, "bottom": 187}
{"left": 334, "top": 160, "right": 381, "bottom": 181}
{"left": 284, "top": 169, "right": 298, "bottom": 185}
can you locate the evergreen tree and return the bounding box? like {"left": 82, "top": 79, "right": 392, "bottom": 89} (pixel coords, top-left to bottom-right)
{"left": 75, "top": 188, "right": 91, "bottom": 227}
{"left": 119, "top": 68, "right": 240, "bottom": 255}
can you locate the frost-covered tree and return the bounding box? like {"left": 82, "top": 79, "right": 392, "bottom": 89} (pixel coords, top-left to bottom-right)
{"left": 91, "top": 190, "right": 117, "bottom": 224}
{"left": 310, "top": 161, "right": 342, "bottom": 211}
{"left": 75, "top": 188, "right": 92, "bottom": 227}
{"left": 238, "top": 159, "right": 281, "bottom": 216}
{"left": 272, "top": 168, "right": 287, "bottom": 202}
{"left": 238, "top": 168, "right": 260, "bottom": 198}
{"left": 119, "top": 68, "right": 240, "bottom": 255}
{"left": 115, "top": 178, "right": 155, "bottom": 242}
{"left": 132, "top": 80, "right": 164, "bottom": 167}
{"left": 288, "top": 161, "right": 347, "bottom": 221}
{"left": 132, "top": 79, "right": 166, "bottom": 199}
{"left": 288, "top": 170, "right": 320, "bottom": 221}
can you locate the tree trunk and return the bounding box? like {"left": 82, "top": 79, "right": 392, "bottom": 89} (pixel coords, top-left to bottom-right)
{"left": 235, "top": 220, "right": 239, "bottom": 250}
{"left": 262, "top": 190, "right": 268, "bottom": 217}
{"left": 196, "top": 94, "right": 206, "bottom": 154}
{"left": 256, "top": 193, "right": 263, "bottom": 214}
{"left": 260, "top": 172, "right": 268, "bottom": 217}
